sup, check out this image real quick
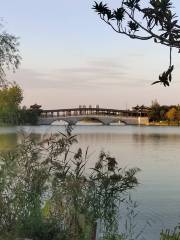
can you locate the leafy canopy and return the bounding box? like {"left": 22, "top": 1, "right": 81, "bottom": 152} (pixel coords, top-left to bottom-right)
{"left": 0, "top": 23, "right": 21, "bottom": 86}
{"left": 0, "top": 82, "right": 23, "bottom": 110}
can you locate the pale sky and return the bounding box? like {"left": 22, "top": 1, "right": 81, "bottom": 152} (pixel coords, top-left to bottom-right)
{"left": 3, "top": 0, "right": 180, "bottom": 109}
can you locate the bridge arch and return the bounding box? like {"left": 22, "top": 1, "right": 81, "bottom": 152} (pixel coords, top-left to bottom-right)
{"left": 39, "top": 117, "right": 77, "bottom": 126}
{"left": 75, "top": 117, "right": 104, "bottom": 125}
{"left": 51, "top": 120, "right": 69, "bottom": 125}
{"left": 109, "top": 119, "right": 126, "bottom": 125}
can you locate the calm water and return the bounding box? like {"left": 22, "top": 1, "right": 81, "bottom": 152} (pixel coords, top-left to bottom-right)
{"left": 1, "top": 125, "right": 180, "bottom": 239}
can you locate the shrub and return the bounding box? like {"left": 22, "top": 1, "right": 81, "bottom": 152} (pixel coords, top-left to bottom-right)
{"left": 0, "top": 126, "right": 139, "bottom": 240}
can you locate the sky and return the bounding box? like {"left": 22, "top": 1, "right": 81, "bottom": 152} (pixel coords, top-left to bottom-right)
{"left": 2, "top": 0, "right": 180, "bottom": 109}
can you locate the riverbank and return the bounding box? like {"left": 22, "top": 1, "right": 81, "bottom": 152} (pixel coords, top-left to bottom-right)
{"left": 1, "top": 120, "right": 180, "bottom": 127}
{"left": 148, "top": 121, "right": 180, "bottom": 126}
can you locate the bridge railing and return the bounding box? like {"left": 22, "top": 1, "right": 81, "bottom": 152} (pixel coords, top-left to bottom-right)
{"left": 39, "top": 108, "right": 148, "bottom": 118}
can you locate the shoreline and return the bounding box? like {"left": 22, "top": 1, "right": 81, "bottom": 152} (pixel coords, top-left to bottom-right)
{"left": 0, "top": 123, "right": 180, "bottom": 127}
{"left": 148, "top": 122, "right": 180, "bottom": 127}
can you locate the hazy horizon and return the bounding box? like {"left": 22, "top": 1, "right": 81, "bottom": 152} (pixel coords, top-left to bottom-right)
{"left": 3, "top": 0, "right": 180, "bottom": 109}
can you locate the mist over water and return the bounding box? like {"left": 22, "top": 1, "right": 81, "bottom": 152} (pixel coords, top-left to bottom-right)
{"left": 1, "top": 125, "right": 180, "bottom": 239}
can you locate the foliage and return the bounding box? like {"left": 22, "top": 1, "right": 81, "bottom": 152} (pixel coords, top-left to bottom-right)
{"left": 18, "top": 107, "right": 40, "bottom": 125}
{"left": 0, "top": 20, "right": 22, "bottom": 124}
{"left": 0, "top": 24, "right": 21, "bottom": 86}
{"left": 166, "top": 107, "right": 177, "bottom": 122}
{"left": 0, "top": 82, "right": 23, "bottom": 109}
{"left": 175, "top": 105, "right": 180, "bottom": 125}
{"left": 146, "top": 100, "right": 180, "bottom": 123}
{"left": 0, "top": 83, "right": 23, "bottom": 124}
{"left": 88, "top": 152, "right": 139, "bottom": 237}
{"left": 93, "top": 0, "right": 180, "bottom": 86}
{"left": 160, "top": 228, "right": 180, "bottom": 240}
{"left": 0, "top": 83, "right": 39, "bottom": 125}
{"left": 0, "top": 82, "right": 23, "bottom": 125}
{"left": 101, "top": 235, "right": 124, "bottom": 240}
{"left": 0, "top": 126, "right": 139, "bottom": 240}
{"left": 151, "top": 65, "right": 174, "bottom": 87}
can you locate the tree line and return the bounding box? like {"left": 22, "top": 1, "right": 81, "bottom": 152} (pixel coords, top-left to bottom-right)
{"left": 148, "top": 100, "right": 180, "bottom": 124}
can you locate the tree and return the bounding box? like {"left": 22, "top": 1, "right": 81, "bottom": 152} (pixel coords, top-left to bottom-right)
{"left": 93, "top": 0, "right": 180, "bottom": 86}
{"left": 166, "top": 107, "right": 177, "bottom": 123}
{"left": 0, "top": 82, "right": 23, "bottom": 109}
{"left": 176, "top": 104, "right": 180, "bottom": 125}
{"left": 0, "top": 83, "right": 23, "bottom": 124}
{"left": 159, "top": 108, "right": 166, "bottom": 121}
{"left": 19, "top": 108, "right": 40, "bottom": 125}
{"left": 148, "top": 99, "right": 161, "bottom": 121}
{"left": 151, "top": 99, "right": 160, "bottom": 109}
{"left": 0, "top": 25, "right": 21, "bottom": 86}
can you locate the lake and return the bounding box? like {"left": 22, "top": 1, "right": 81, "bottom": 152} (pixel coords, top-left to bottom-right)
{"left": 0, "top": 125, "right": 180, "bottom": 239}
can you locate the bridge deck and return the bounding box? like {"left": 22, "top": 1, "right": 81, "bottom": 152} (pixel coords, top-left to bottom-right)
{"left": 40, "top": 108, "right": 148, "bottom": 118}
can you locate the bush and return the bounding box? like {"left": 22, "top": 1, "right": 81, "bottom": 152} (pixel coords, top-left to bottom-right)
{"left": 0, "top": 126, "right": 139, "bottom": 240}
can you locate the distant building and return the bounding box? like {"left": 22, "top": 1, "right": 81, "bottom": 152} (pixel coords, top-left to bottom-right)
{"left": 132, "top": 105, "right": 150, "bottom": 113}
{"left": 132, "top": 105, "right": 140, "bottom": 111}
{"left": 30, "top": 104, "right": 42, "bottom": 110}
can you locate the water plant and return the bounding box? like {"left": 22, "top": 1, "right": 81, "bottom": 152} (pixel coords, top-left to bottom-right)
{"left": 0, "top": 126, "right": 139, "bottom": 240}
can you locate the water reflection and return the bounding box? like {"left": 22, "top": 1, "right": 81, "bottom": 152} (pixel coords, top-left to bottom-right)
{"left": 0, "top": 134, "right": 17, "bottom": 151}
{"left": 132, "top": 132, "right": 180, "bottom": 142}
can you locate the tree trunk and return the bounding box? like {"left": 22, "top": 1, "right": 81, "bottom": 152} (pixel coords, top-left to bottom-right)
{"left": 91, "top": 222, "right": 97, "bottom": 240}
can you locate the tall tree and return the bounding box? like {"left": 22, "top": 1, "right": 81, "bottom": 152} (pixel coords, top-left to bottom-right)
{"left": 0, "top": 83, "right": 23, "bottom": 124}
{"left": 176, "top": 104, "right": 180, "bottom": 125}
{"left": 0, "top": 83, "right": 23, "bottom": 110}
{"left": 0, "top": 23, "right": 21, "bottom": 86}
{"left": 93, "top": 0, "right": 180, "bottom": 86}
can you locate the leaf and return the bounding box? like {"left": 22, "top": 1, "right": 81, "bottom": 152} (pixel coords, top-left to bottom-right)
{"left": 92, "top": 1, "right": 112, "bottom": 19}
{"left": 128, "top": 21, "right": 139, "bottom": 31}
{"left": 113, "top": 8, "right": 125, "bottom": 22}
{"left": 152, "top": 65, "right": 174, "bottom": 86}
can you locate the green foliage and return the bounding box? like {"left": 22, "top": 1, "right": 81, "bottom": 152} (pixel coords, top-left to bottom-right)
{"left": 0, "top": 126, "right": 139, "bottom": 240}
{"left": 0, "top": 82, "right": 23, "bottom": 125}
{"left": 101, "top": 234, "right": 124, "bottom": 240}
{"left": 89, "top": 152, "right": 139, "bottom": 236}
{"left": 0, "top": 83, "right": 40, "bottom": 125}
{"left": 0, "top": 82, "right": 23, "bottom": 109}
{"left": 0, "top": 21, "right": 22, "bottom": 124}
{"left": 160, "top": 228, "right": 180, "bottom": 240}
{"left": 18, "top": 108, "right": 40, "bottom": 125}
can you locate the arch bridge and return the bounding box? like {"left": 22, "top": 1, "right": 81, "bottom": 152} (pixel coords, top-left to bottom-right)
{"left": 38, "top": 107, "right": 149, "bottom": 125}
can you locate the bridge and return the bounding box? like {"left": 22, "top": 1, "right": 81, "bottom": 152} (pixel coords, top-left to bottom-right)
{"left": 37, "top": 107, "right": 149, "bottom": 125}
